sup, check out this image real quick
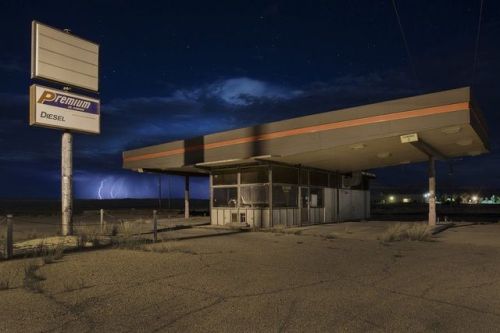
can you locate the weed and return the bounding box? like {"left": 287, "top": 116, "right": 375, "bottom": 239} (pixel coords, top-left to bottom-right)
{"left": 379, "top": 223, "right": 433, "bottom": 243}
{"left": 324, "top": 233, "right": 337, "bottom": 240}
{"left": 406, "top": 223, "right": 432, "bottom": 241}
{"left": 75, "top": 225, "right": 101, "bottom": 247}
{"left": 0, "top": 276, "right": 10, "bottom": 290}
{"left": 23, "top": 261, "right": 45, "bottom": 293}
{"left": 63, "top": 278, "right": 85, "bottom": 292}
{"left": 26, "top": 230, "right": 40, "bottom": 240}
{"left": 42, "top": 244, "right": 65, "bottom": 264}
{"left": 111, "top": 235, "right": 147, "bottom": 250}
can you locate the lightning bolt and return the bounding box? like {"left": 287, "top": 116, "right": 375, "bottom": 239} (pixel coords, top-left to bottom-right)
{"left": 98, "top": 179, "right": 105, "bottom": 199}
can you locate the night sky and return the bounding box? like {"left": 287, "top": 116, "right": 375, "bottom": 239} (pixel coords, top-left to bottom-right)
{"left": 0, "top": 0, "right": 499, "bottom": 199}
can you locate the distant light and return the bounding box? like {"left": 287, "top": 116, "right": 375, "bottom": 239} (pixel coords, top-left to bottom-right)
{"left": 472, "top": 195, "right": 478, "bottom": 202}
{"left": 423, "top": 192, "right": 430, "bottom": 198}
{"left": 402, "top": 198, "right": 410, "bottom": 203}
{"left": 389, "top": 195, "right": 395, "bottom": 202}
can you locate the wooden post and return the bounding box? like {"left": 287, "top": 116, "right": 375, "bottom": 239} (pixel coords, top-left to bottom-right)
{"left": 184, "top": 176, "right": 190, "bottom": 219}
{"left": 100, "top": 209, "right": 104, "bottom": 233}
{"left": 153, "top": 210, "right": 158, "bottom": 242}
{"left": 269, "top": 166, "right": 273, "bottom": 228}
{"left": 5, "top": 214, "right": 13, "bottom": 259}
{"left": 428, "top": 156, "right": 436, "bottom": 226}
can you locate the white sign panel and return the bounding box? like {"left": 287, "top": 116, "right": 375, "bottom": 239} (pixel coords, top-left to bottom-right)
{"left": 30, "top": 85, "right": 100, "bottom": 134}
{"left": 400, "top": 133, "right": 419, "bottom": 144}
{"left": 31, "top": 21, "right": 99, "bottom": 91}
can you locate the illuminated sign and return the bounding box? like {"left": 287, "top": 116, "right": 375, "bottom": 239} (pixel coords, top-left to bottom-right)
{"left": 400, "top": 133, "right": 419, "bottom": 144}
{"left": 30, "top": 84, "right": 100, "bottom": 134}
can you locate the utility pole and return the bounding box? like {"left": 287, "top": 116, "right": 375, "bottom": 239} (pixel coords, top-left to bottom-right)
{"left": 61, "top": 131, "right": 73, "bottom": 235}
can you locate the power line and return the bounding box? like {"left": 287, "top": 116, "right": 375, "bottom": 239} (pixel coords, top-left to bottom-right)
{"left": 471, "top": 0, "right": 485, "bottom": 85}
{"left": 391, "top": 0, "right": 418, "bottom": 84}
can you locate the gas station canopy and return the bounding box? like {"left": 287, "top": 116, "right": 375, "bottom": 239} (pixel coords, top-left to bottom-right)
{"left": 123, "top": 87, "right": 488, "bottom": 174}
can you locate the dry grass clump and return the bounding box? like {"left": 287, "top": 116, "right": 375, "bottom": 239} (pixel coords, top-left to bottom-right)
{"left": 111, "top": 235, "right": 147, "bottom": 250}
{"left": 380, "top": 223, "right": 406, "bottom": 242}
{"left": 379, "top": 223, "right": 433, "bottom": 243}
{"left": 63, "top": 278, "right": 86, "bottom": 292}
{"left": 23, "top": 260, "right": 45, "bottom": 293}
{"left": 406, "top": 223, "right": 432, "bottom": 241}
{"left": 75, "top": 225, "right": 101, "bottom": 247}
{"left": 0, "top": 275, "right": 10, "bottom": 290}
{"left": 142, "top": 241, "right": 197, "bottom": 255}
{"left": 42, "top": 244, "right": 65, "bottom": 264}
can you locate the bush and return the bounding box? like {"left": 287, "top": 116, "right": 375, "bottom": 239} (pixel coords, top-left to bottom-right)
{"left": 406, "top": 223, "right": 432, "bottom": 241}
{"left": 380, "top": 223, "right": 433, "bottom": 243}
{"left": 23, "top": 261, "right": 45, "bottom": 293}
{"left": 75, "top": 225, "right": 101, "bottom": 247}
{"left": 379, "top": 223, "right": 406, "bottom": 242}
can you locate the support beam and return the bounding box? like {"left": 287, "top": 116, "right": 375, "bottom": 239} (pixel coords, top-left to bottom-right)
{"left": 428, "top": 156, "right": 436, "bottom": 226}
{"left": 184, "top": 176, "right": 190, "bottom": 219}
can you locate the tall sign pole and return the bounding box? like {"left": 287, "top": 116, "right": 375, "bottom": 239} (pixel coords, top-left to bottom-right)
{"left": 61, "top": 130, "right": 73, "bottom": 235}
{"left": 30, "top": 21, "right": 100, "bottom": 236}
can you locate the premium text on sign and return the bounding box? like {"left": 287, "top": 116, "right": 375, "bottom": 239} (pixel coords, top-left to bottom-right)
{"left": 30, "top": 84, "right": 100, "bottom": 134}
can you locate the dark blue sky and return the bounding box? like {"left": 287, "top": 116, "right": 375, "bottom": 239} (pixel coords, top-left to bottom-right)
{"left": 0, "top": 0, "right": 499, "bottom": 199}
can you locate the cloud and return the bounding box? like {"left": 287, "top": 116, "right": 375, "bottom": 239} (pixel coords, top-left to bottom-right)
{"left": 206, "top": 77, "right": 302, "bottom": 105}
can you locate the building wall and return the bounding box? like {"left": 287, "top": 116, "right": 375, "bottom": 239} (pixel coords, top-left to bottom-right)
{"left": 210, "top": 164, "right": 370, "bottom": 228}
{"left": 211, "top": 189, "right": 370, "bottom": 227}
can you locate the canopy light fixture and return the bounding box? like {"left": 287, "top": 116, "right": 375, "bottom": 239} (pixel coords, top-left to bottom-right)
{"left": 350, "top": 143, "right": 366, "bottom": 150}
{"left": 456, "top": 138, "right": 473, "bottom": 146}
{"left": 441, "top": 126, "right": 462, "bottom": 135}
{"left": 377, "top": 152, "right": 391, "bottom": 159}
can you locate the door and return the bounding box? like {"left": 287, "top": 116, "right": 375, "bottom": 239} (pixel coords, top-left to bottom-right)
{"left": 300, "top": 187, "right": 309, "bottom": 224}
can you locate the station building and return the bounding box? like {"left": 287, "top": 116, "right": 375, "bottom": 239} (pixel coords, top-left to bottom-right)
{"left": 122, "top": 87, "right": 488, "bottom": 227}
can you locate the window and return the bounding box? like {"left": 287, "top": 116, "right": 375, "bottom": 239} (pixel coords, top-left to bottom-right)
{"left": 273, "top": 185, "right": 298, "bottom": 207}
{"left": 329, "top": 173, "right": 340, "bottom": 188}
{"left": 300, "top": 170, "right": 308, "bottom": 186}
{"left": 240, "top": 184, "right": 269, "bottom": 207}
{"left": 310, "top": 171, "right": 328, "bottom": 187}
{"left": 309, "top": 188, "right": 324, "bottom": 208}
{"left": 241, "top": 166, "right": 268, "bottom": 184}
{"left": 273, "top": 166, "right": 298, "bottom": 184}
{"left": 213, "top": 187, "right": 237, "bottom": 207}
{"left": 213, "top": 170, "right": 237, "bottom": 185}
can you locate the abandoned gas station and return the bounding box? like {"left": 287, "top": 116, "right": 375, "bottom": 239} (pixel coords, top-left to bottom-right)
{"left": 122, "top": 87, "right": 488, "bottom": 228}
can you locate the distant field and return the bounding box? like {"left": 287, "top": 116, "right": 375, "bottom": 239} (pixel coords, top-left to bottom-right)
{"left": 372, "top": 203, "right": 500, "bottom": 222}
{"left": 0, "top": 198, "right": 209, "bottom": 216}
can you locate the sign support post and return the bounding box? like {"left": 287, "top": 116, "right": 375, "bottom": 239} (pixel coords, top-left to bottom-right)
{"left": 30, "top": 21, "right": 101, "bottom": 236}
{"left": 61, "top": 131, "right": 73, "bottom": 235}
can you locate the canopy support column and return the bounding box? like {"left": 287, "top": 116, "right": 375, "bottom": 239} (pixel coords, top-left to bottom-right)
{"left": 184, "top": 176, "right": 190, "bottom": 219}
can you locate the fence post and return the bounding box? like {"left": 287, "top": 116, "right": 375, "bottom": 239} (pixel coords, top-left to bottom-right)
{"left": 6, "top": 214, "right": 13, "bottom": 259}
{"left": 100, "top": 209, "right": 105, "bottom": 233}
{"left": 153, "top": 210, "right": 158, "bottom": 243}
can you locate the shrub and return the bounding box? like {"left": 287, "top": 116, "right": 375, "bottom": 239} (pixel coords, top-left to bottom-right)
{"left": 0, "top": 276, "right": 10, "bottom": 291}
{"left": 75, "top": 225, "right": 100, "bottom": 247}
{"left": 380, "top": 223, "right": 433, "bottom": 243}
{"left": 406, "top": 223, "right": 432, "bottom": 241}
{"left": 379, "top": 223, "right": 406, "bottom": 242}
{"left": 23, "top": 261, "right": 45, "bottom": 293}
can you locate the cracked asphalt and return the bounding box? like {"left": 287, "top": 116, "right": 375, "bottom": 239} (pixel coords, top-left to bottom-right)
{"left": 1, "top": 222, "right": 500, "bottom": 332}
